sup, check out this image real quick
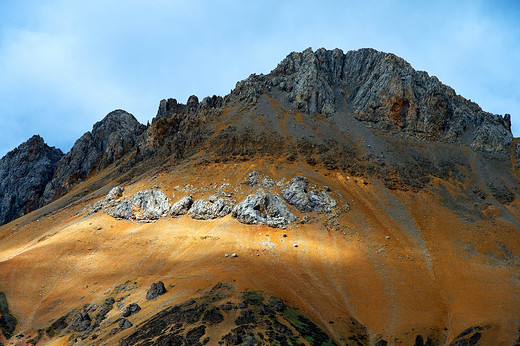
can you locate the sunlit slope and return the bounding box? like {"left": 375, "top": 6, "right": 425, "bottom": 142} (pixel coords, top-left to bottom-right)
{"left": 1, "top": 159, "right": 519, "bottom": 345}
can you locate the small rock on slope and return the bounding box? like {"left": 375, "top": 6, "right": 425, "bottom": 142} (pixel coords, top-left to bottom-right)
{"left": 146, "top": 281, "right": 167, "bottom": 300}
{"left": 122, "top": 303, "right": 141, "bottom": 318}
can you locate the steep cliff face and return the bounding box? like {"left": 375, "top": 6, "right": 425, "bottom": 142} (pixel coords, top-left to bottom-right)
{"left": 231, "top": 48, "right": 513, "bottom": 154}
{"left": 41, "top": 110, "right": 146, "bottom": 204}
{"left": 0, "top": 135, "right": 62, "bottom": 225}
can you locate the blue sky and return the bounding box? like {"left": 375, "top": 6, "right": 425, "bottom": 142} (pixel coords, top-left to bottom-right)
{"left": 0, "top": 0, "right": 519, "bottom": 157}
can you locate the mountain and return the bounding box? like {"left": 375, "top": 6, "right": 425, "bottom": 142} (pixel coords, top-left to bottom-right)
{"left": 0, "top": 135, "right": 62, "bottom": 225}
{"left": 41, "top": 109, "right": 146, "bottom": 205}
{"left": 0, "top": 48, "right": 519, "bottom": 345}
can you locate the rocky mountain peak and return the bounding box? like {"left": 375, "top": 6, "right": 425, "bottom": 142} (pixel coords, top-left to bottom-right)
{"left": 0, "top": 135, "right": 63, "bottom": 225}
{"left": 231, "top": 47, "right": 513, "bottom": 154}
{"left": 41, "top": 110, "right": 146, "bottom": 204}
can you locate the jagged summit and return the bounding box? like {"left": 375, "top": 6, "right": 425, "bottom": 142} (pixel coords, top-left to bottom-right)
{"left": 0, "top": 135, "right": 62, "bottom": 225}
{"left": 231, "top": 47, "right": 512, "bottom": 152}
{"left": 41, "top": 109, "right": 146, "bottom": 204}
{"left": 151, "top": 47, "right": 512, "bottom": 156}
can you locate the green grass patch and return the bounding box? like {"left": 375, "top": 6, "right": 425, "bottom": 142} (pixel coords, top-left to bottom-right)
{"left": 282, "top": 306, "right": 336, "bottom": 346}
{"left": 0, "top": 292, "right": 17, "bottom": 339}
{"left": 241, "top": 291, "right": 264, "bottom": 306}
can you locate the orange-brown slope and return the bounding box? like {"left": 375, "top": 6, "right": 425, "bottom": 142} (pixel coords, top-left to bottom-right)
{"left": 0, "top": 159, "right": 520, "bottom": 345}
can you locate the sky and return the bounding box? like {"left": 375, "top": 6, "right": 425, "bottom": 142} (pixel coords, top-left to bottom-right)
{"left": 0, "top": 0, "right": 519, "bottom": 157}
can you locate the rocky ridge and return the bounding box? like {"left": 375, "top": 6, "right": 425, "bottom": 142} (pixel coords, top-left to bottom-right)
{"left": 0, "top": 135, "right": 63, "bottom": 225}
{"left": 1, "top": 47, "right": 519, "bottom": 228}
{"left": 232, "top": 48, "right": 513, "bottom": 153}
{"left": 90, "top": 173, "right": 339, "bottom": 229}
{"left": 41, "top": 110, "right": 146, "bottom": 204}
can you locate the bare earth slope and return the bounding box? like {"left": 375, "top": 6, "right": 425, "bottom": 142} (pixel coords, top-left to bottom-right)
{"left": 0, "top": 48, "right": 520, "bottom": 345}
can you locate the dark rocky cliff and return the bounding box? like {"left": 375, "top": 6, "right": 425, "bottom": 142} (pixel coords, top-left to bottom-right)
{"left": 41, "top": 109, "right": 146, "bottom": 204}
{"left": 0, "top": 135, "right": 62, "bottom": 225}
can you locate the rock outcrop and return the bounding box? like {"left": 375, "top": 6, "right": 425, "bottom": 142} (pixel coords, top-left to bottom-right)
{"left": 89, "top": 186, "right": 124, "bottom": 214}
{"left": 170, "top": 195, "right": 194, "bottom": 216}
{"left": 146, "top": 281, "right": 167, "bottom": 300}
{"left": 152, "top": 95, "right": 223, "bottom": 123}
{"left": 282, "top": 176, "right": 336, "bottom": 213}
{"left": 187, "top": 196, "right": 234, "bottom": 220}
{"left": 232, "top": 189, "right": 296, "bottom": 228}
{"left": 0, "top": 135, "right": 63, "bottom": 225}
{"left": 109, "top": 189, "right": 170, "bottom": 221}
{"left": 42, "top": 110, "right": 145, "bottom": 204}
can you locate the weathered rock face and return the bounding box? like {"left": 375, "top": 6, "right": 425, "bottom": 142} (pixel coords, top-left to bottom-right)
{"left": 515, "top": 140, "right": 520, "bottom": 171}
{"left": 89, "top": 186, "right": 124, "bottom": 215}
{"left": 187, "top": 196, "right": 234, "bottom": 220}
{"left": 146, "top": 281, "right": 167, "bottom": 300}
{"left": 42, "top": 110, "right": 145, "bottom": 204}
{"left": 152, "top": 95, "right": 223, "bottom": 123}
{"left": 282, "top": 176, "right": 336, "bottom": 213}
{"left": 233, "top": 48, "right": 513, "bottom": 154}
{"left": 0, "top": 135, "right": 63, "bottom": 225}
{"left": 232, "top": 189, "right": 296, "bottom": 228}
{"left": 109, "top": 189, "right": 170, "bottom": 221}
{"left": 170, "top": 195, "right": 194, "bottom": 216}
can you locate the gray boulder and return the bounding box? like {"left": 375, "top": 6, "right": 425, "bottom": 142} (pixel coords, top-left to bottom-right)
{"left": 89, "top": 186, "right": 124, "bottom": 214}
{"left": 0, "top": 135, "right": 63, "bottom": 226}
{"left": 109, "top": 189, "right": 170, "bottom": 221}
{"left": 170, "top": 195, "right": 193, "bottom": 216}
{"left": 282, "top": 176, "right": 312, "bottom": 212}
{"left": 232, "top": 189, "right": 296, "bottom": 228}
{"left": 71, "top": 312, "right": 91, "bottom": 332}
{"left": 146, "top": 281, "right": 167, "bottom": 300}
{"left": 106, "top": 186, "right": 124, "bottom": 200}
{"left": 188, "top": 196, "right": 234, "bottom": 220}
{"left": 122, "top": 303, "right": 141, "bottom": 318}
{"left": 42, "top": 109, "right": 146, "bottom": 204}
{"left": 119, "top": 318, "right": 133, "bottom": 330}
{"left": 282, "top": 176, "right": 336, "bottom": 213}
{"left": 309, "top": 190, "right": 337, "bottom": 213}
